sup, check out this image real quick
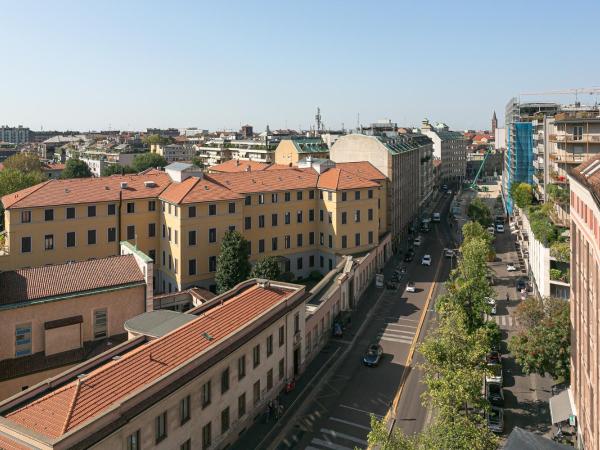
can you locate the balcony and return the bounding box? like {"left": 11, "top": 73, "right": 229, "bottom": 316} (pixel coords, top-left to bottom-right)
{"left": 549, "top": 171, "right": 568, "bottom": 184}
{"left": 549, "top": 152, "right": 590, "bottom": 164}
{"left": 549, "top": 133, "right": 600, "bottom": 143}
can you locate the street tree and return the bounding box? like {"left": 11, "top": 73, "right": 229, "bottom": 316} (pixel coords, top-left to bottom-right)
{"left": 131, "top": 153, "right": 168, "bottom": 172}
{"left": 61, "top": 159, "right": 92, "bottom": 178}
{"left": 2, "top": 152, "right": 42, "bottom": 173}
{"left": 215, "top": 230, "right": 251, "bottom": 293}
{"left": 417, "top": 414, "right": 499, "bottom": 450}
{"left": 367, "top": 415, "right": 415, "bottom": 450}
{"left": 509, "top": 297, "right": 571, "bottom": 382}
{"left": 0, "top": 169, "right": 45, "bottom": 230}
{"left": 467, "top": 198, "right": 492, "bottom": 227}
{"left": 510, "top": 182, "right": 533, "bottom": 209}
{"left": 250, "top": 256, "right": 281, "bottom": 280}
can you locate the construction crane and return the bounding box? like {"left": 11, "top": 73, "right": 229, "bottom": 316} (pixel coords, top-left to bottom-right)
{"left": 469, "top": 149, "right": 491, "bottom": 192}
{"left": 520, "top": 87, "right": 600, "bottom": 104}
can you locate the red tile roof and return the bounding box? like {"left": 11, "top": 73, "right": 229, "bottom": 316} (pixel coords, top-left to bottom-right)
{"left": 159, "top": 176, "right": 244, "bottom": 204}
{"left": 334, "top": 162, "right": 386, "bottom": 181}
{"left": 4, "top": 284, "right": 296, "bottom": 438}
{"left": 1, "top": 169, "right": 171, "bottom": 209}
{"left": 42, "top": 163, "right": 66, "bottom": 171}
{"left": 209, "top": 160, "right": 288, "bottom": 173}
{"left": 317, "top": 168, "right": 380, "bottom": 191}
{"left": 0, "top": 435, "right": 29, "bottom": 450}
{"left": 209, "top": 168, "right": 319, "bottom": 194}
{"left": 0, "top": 255, "right": 145, "bottom": 306}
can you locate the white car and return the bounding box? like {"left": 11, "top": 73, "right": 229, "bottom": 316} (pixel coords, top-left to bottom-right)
{"left": 444, "top": 248, "right": 455, "bottom": 258}
{"left": 406, "top": 281, "right": 416, "bottom": 293}
{"left": 496, "top": 224, "right": 505, "bottom": 233}
{"left": 414, "top": 237, "right": 422, "bottom": 247}
{"left": 432, "top": 212, "right": 441, "bottom": 222}
{"left": 421, "top": 254, "right": 432, "bottom": 266}
{"left": 485, "top": 297, "right": 497, "bottom": 315}
{"left": 487, "top": 226, "right": 495, "bottom": 234}
{"left": 506, "top": 263, "right": 517, "bottom": 272}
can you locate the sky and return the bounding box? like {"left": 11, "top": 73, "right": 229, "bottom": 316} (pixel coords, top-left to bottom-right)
{"left": 2, "top": 0, "right": 600, "bottom": 132}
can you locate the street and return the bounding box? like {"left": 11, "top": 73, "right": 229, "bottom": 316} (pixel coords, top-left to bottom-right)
{"left": 272, "top": 194, "right": 456, "bottom": 450}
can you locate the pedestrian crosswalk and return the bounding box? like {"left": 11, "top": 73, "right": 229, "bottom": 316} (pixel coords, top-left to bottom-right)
{"left": 377, "top": 320, "right": 417, "bottom": 345}
{"left": 487, "top": 314, "right": 519, "bottom": 328}
{"left": 305, "top": 423, "right": 369, "bottom": 450}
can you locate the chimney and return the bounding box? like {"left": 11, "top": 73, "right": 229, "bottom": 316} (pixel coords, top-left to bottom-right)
{"left": 120, "top": 182, "right": 128, "bottom": 189}
{"left": 246, "top": 165, "right": 251, "bottom": 172}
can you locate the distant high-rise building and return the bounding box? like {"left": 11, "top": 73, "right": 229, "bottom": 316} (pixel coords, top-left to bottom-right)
{"left": 241, "top": 124, "right": 254, "bottom": 139}
{"left": 492, "top": 111, "right": 498, "bottom": 134}
{"left": 420, "top": 119, "right": 467, "bottom": 186}
{"left": 0, "top": 125, "right": 30, "bottom": 144}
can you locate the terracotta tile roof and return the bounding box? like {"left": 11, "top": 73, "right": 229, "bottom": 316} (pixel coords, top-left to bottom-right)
{"left": 0, "top": 255, "right": 145, "bottom": 306}
{"left": 159, "top": 176, "right": 243, "bottom": 204}
{"left": 42, "top": 163, "right": 66, "bottom": 171}
{"left": 317, "top": 168, "right": 380, "bottom": 191}
{"left": 4, "top": 284, "right": 295, "bottom": 438}
{"left": 0, "top": 434, "right": 29, "bottom": 450}
{"left": 334, "top": 162, "right": 386, "bottom": 181}
{"left": 1, "top": 169, "right": 171, "bottom": 209}
{"left": 209, "top": 160, "right": 288, "bottom": 173}
{"left": 570, "top": 155, "right": 600, "bottom": 203}
{"left": 209, "top": 168, "right": 319, "bottom": 194}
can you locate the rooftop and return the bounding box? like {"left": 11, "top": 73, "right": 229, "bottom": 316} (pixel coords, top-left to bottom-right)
{"left": 159, "top": 176, "right": 244, "bottom": 204}
{"left": 1, "top": 169, "right": 171, "bottom": 209}
{"left": 1, "top": 281, "right": 301, "bottom": 439}
{"left": 209, "top": 159, "right": 287, "bottom": 173}
{"left": 569, "top": 155, "right": 600, "bottom": 207}
{"left": 0, "top": 255, "right": 145, "bottom": 308}
{"left": 317, "top": 167, "right": 380, "bottom": 191}
{"left": 124, "top": 310, "right": 197, "bottom": 338}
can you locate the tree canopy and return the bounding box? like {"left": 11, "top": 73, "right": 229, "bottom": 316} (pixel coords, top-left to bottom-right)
{"left": 510, "top": 182, "right": 533, "bottom": 209}
{"left": 142, "top": 134, "right": 173, "bottom": 146}
{"left": 131, "top": 153, "right": 168, "bottom": 172}
{"left": 0, "top": 168, "right": 45, "bottom": 198}
{"left": 215, "top": 230, "right": 251, "bottom": 293}
{"left": 61, "top": 158, "right": 92, "bottom": 179}
{"left": 509, "top": 297, "right": 571, "bottom": 382}
{"left": 101, "top": 164, "right": 136, "bottom": 177}
{"left": 2, "top": 152, "right": 42, "bottom": 173}
{"left": 467, "top": 198, "right": 492, "bottom": 227}
{"left": 250, "top": 256, "right": 281, "bottom": 280}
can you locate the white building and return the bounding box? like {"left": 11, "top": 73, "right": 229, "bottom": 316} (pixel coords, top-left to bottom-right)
{"left": 420, "top": 119, "right": 467, "bottom": 185}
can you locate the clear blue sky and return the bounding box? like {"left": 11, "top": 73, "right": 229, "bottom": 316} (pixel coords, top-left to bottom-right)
{"left": 2, "top": 0, "right": 599, "bottom": 132}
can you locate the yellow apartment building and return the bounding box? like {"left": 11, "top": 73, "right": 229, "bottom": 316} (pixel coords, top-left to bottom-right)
{"left": 1, "top": 161, "right": 386, "bottom": 293}
{"left": 274, "top": 138, "right": 330, "bottom": 166}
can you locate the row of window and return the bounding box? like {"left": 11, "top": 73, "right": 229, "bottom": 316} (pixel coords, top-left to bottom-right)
{"left": 241, "top": 189, "right": 374, "bottom": 206}
{"left": 20, "top": 201, "right": 153, "bottom": 223}
{"left": 127, "top": 327, "right": 288, "bottom": 450}
{"left": 21, "top": 226, "right": 137, "bottom": 252}
{"left": 242, "top": 208, "right": 374, "bottom": 230}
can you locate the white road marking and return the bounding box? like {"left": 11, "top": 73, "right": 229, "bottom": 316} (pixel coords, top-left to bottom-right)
{"left": 383, "top": 323, "right": 417, "bottom": 329}
{"left": 378, "top": 335, "right": 414, "bottom": 344}
{"left": 320, "top": 428, "right": 368, "bottom": 445}
{"left": 329, "top": 417, "right": 371, "bottom": 431}
{"left": 386, "top": 317, "right": 419, "bottom": 322}
{"left": 380, "top": 328, "right": 415, "bottom": 336}
{"left": 339, "top": 404, "right": 384, "bottom": 418}
{"left": 310, "top": 438, "right": 352, "bottom": 450}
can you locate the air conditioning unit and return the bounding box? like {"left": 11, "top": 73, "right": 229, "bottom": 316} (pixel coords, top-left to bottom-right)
{"left": 120, "top": 182, "right": 128, "bottom": 189}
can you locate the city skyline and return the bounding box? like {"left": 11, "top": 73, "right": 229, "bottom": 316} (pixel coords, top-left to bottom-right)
{"left": 2, "top": 0, "right": 599, "bottom": 132}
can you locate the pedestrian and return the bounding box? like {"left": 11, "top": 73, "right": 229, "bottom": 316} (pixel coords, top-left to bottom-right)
{"left": 506, "top": 292, "right": 510, "bottom": 303}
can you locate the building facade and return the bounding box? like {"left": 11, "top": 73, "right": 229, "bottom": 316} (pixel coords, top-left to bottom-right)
{"left": 330, "top": 133, "right": 431, "bottom": 247}
{"left": 0, "top": 279, "right": 306, "bottom": 450}
{"left": 569, "top": 156, "right": 600, "bottom": 450}
{"left": 0, "top": 247, "right": 151, "bottom": 401}
{"left": 151, "top": 144, "right": 196, "bottom": 163}
{"left": 420, "top": 119, "right": 467, "bottom": 186}
{"left": 1, "top": 162, "right": 385, "bottom": 293}
{"left": 0, "top": 126, "right": 30, "bottom": 144}
{"left": 274, "top": 139, "right": 329, "bottom": 166}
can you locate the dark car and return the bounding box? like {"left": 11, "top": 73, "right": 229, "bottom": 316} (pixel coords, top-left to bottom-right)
{"left": 516, "top": 278, "right": 527, "bottom": 292}
{"left": 404, "top": 254, "right": 414, "bottom": 262}
{"left": 363, "top": 344, "right": 383, "bottom": 367}
{"left": 486, "top": 382, "right": 504, "bottom": 407}
{"left": 487, "top": 406, "right": 504, "bottom": 433}
{"left": 486, "top": 351, "right": 501, "bottom": 365}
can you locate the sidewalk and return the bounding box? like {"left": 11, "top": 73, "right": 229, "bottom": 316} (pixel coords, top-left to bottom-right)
{"left": 232, "top": 252, "right": 404, "bottom": 450}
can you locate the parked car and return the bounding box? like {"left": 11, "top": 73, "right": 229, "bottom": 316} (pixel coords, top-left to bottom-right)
{"left": 516, "top": 278, "right": 527, "bottom": 292}
{"left": 432, "top": 212, "right": 441, "bottom": 222}
{"left": 414, "top": 237, "right": 422, "bottom": 246}
{"left": 486, "top": 363, "right": 503, "bottom": 385}
{"left": 421, "top": 254, "right": 432, "bottom": 266}
{"left": 486, "top": 351, "right": 502, "bottom": 365}
{"left": 444, "top": 248, "right": 455, "bottom": 258}
{"left": 485, "top": 297, "right": 497, "bottom": 315}
{"left": 486, "top": 382, "right": 504, "bottom": 407}
{"left": 487, "top": 226, "right": 496, "bottom": 234}
{"left": 363, "top": 344, "right": 383, "bottom": 367}
{"left": 487, "top": 406, "right": 504, "bottom": 433}
{"left": 442, "top": 184, "right": 448, "bottom": 191}
{"left": 506, "top": 263, "right": 517, "bottom": 272}
{"left": 496, "top": 224, "right": 505, "bottom": 233}
{"left": 404, "top": 254, "right": 414, "bottom": 262}
{"left": 406, "top": 281, "right": 416, "bottom": 293}
{"left": 420, "top": 225, "right": 430, "bottom": 233}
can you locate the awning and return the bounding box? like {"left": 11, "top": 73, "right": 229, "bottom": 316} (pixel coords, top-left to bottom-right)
{"left": 549, "top": 389, "right": 573, "bottom": 424}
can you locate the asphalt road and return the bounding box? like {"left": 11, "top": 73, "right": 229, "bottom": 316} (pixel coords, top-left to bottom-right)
{"left": 274, "top": 195, "right": 455, "bottom": 450}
